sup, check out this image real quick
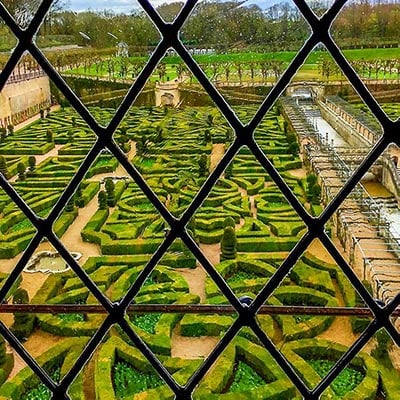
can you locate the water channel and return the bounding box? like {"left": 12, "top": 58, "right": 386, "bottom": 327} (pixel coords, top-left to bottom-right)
{"left": 299, "top": 96, "right": 400, "bottom": 239}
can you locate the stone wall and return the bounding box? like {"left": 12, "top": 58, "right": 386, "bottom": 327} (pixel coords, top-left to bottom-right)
{"left": 318, "top": 100, "right": 373, "bottom": 147}
{"left": 0, "top": 76, "right": 51, "bottom": 127}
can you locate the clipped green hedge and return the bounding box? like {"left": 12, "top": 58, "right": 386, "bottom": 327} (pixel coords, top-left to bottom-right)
{"left": 237, "top": 237, "right": 298, "bottom": 252}
{"left": 0, "top": 338, "right": 88, "bottom": 400}
{"left": 282, "top": 338, "right": 381, "bottom": 400}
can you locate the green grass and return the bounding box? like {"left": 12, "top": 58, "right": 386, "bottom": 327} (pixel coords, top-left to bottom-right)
{"left": 58, "top": 313, "right": 85, "bottom": 322}
{"left": 228, "top": 361, "right": 266, "bottom": 393}
{"left": 65, "top": 47, "right": 400, "bottom": 83}
{"left": 130, "top": 313, "right": 161, "bottom": 334}
{"left": 113, "top": 360, "right": 163, "bottom": 398}
{"left": 308, "top": 359, "right": 364, "bottom": 396}
{"left": 227, "top": 271, "right": 259, "bottom": 283}
{"left": 21, "top": 367, "right": 61, "bottom": 400}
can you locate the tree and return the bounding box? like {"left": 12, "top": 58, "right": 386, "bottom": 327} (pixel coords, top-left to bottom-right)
{"left": 220, "top": 226, "right": 237, "bottom": 261}
{"left": 7, "top": 125, "right": 14, "bottom": 136}
{"left": 11, "top": 288, "right": 35, "bottom": 340}
{"left": 157, "top": 62, "right": 167, "bottom": 82}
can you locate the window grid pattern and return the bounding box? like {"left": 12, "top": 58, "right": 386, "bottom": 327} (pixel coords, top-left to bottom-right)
{"left": 0, "top": 0, "right": 398, "bottom": 399}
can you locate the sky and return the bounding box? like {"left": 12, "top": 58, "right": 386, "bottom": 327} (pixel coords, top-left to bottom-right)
{"left": 68, "top": 0, "right": 285, "bottom": 13}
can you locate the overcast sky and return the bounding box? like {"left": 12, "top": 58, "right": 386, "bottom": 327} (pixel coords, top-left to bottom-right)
{"left": 69, "top": 0, "right": 184, "bottom": 12}
{"left": 68, "top": 0, "right": 285, "bottom": 13}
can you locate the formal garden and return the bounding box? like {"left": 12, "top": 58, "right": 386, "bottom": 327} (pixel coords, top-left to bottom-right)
{"left": 0, "top": 104, "right": 399, "bottom": 399}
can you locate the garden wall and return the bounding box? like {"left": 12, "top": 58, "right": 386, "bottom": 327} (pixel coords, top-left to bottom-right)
{"left": 0, "top": 76, "right": 51, "bottom": 127}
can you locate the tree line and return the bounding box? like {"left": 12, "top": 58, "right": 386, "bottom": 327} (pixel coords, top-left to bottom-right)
{"left": 1, "top": 0, "right": 399, "bottom": 51}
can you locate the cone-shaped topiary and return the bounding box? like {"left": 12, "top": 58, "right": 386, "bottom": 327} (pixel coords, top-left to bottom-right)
{"left": 220, "top": 226, "right": 237, "bottom": 261}
{"left": 17, "top": 162, "right": 26, "bottom": 181}
{"left": 198, "top": 154, "right": 208, "bottom": 177}
{"left": 46, "top": 129, "right": 54, "bottom": 143}
{"left": 105, "top": 178, "right": 115, "bottom": 207}
{"left": 28, "top": 156, "right": 36, "bottom": 172}
{"left": 98, "top": 190, "right": 108, "bottom": 210}
{"left": 224, "top": 216, "right": 235, "bottom": 228}
{"left": 11, "top": 288, "right": 35, "bottom": 341}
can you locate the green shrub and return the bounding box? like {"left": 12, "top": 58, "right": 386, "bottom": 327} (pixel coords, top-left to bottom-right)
{"left": 198, "top": 153, "right": 208, "bottom": 177}
{"left": 17, "top": 162, "right": 26, "bottom": 181}
{"left": 98, "top": 190, "right": 108, "bottom": 210}
{"left": 46, "top": 129, "right": 53, "bottom": 143}
{"left": 0, "top": 156, "right": 9, "bottom": 178}
{"left": 224, "top": 216, "right": 236, "bottom": 228}
{"left": 221, "top": 226, "right": 237, "bottom": 260}
{"left": 11, "top": 288, "right": 35, "bottom": 341}
{"left": 105, "top": 178, "right": 115, "bottom": 207}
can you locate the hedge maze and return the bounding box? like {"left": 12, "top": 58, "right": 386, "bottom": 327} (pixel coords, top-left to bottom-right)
{"left": 0, "top": 106, "right": 399, "bottom": 399}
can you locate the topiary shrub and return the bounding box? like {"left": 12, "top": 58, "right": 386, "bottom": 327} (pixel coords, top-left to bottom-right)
{"left": 74, "top": 186, "right": 84, "bottom": 208}
{"left": 310, "top": 183, "right": 321, "bottom": 205}
{"left": 221, "top": 226, "right": 237, "bottom": 261}
{"left": 67, "top": 129, "right": 74, "bottom": 143}
{"left": 306, "top": 173, "right": 317, "bottom": 188}
{"left": 27, "top": 156, "right": 36, "bottom": 175}
{"left": 204, "top": 129, "right": 212, "bottom": 144}
{"left": 98, "top": 190, "right": 108, "bottom": 210}
{"left": 224, "top": 216, "right": 236, "bottom": 228}
{"left": 17, "top": 162, "right": 26, "bottom": 181}
{"left": 289, "top": 142, "right": 299, "bottom": 155}
{"left": 105, "top": 178, "right": 115, "bottom": 207}
{"left": 0, "top": 156, "right": 9, "bottom": 179}
{"left": 46, "top": 129, "right": 54, "bottom": 143}
{"left": 11, "top": 288, "right": 35, "bottom": 341}
{"left": 198, "top": 154, "right": 208, "bottom": 177}
{"left": 371, "top": 329, "right": 392, "bottom": 361}
{"left": 0, "top": 128, "right": 5, "bottom": 143}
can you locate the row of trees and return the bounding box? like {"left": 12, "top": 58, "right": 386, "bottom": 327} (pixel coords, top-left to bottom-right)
{"left": 319, "top": 57, "right": 400, "bottom": 81}
{"left": 2, "top": 1, "right": 399, "bottom": 52}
